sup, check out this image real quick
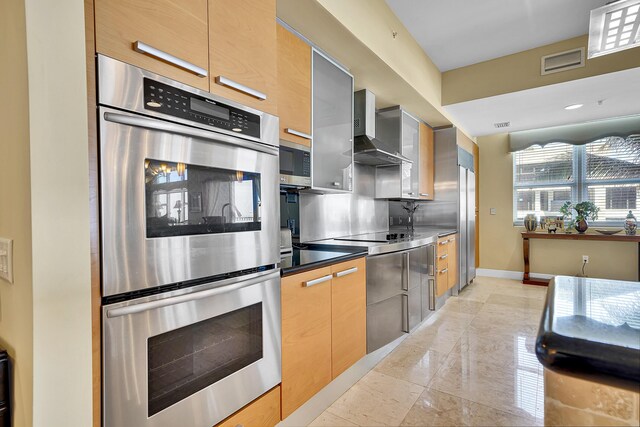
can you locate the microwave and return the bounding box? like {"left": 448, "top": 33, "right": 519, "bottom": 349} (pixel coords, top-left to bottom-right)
{"left": 279, "top": 140, "right": 311, "bottom": 188}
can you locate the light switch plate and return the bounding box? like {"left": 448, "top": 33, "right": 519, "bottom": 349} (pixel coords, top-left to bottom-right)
{"left": 490, "top": 208, "right": 497, "bottom": 215}
{"left": 0, "top": 238, "right": 13, "bottom": 284}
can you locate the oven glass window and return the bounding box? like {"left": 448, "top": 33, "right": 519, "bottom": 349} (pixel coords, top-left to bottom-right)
{"left": 145, "top": 159, "right": 261, "bottom": 238}
{"left": 147, "top": 303, "right": 263, "bottom": 416}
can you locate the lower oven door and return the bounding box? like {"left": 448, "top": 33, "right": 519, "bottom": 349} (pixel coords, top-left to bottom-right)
{"left": 103, "top": 269, "right": 281, "bottom": 427}
{"left": 100, "top": 106, "right": 280, "bottom": 296}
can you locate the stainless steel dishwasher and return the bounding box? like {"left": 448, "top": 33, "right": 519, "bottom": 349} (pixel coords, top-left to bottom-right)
{"left": 366, "top": 244, "right": 435, "bottom": 353}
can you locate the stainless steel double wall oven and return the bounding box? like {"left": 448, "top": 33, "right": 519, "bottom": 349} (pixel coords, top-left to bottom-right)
{"left": 98, "top": 55, "right": 281, "bottom": 427}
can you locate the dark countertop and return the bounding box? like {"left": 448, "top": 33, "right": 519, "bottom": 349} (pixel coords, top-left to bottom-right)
{"left": 536, "top": 275, "right": 640, "bottom": 389}
{"left": 280, "top": 246, "right": 367, "bottom": 277}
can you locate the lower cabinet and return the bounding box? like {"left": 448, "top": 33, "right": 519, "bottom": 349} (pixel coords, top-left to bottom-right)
{"left": 215, "top": 385, "right": 280, "bottom": 427}
{"left": 436, "top": 234, "right": 459, "bottom": 296}
{"left": 281, "top": 257, "right": 366, "bottom": 419}
{"left": 447, "top": 235, "right": 458, "bottom": 290}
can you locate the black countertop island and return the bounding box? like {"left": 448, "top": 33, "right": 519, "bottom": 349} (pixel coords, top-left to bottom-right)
{"left": 536, "top": 275, "right": 640, "bottom": 390}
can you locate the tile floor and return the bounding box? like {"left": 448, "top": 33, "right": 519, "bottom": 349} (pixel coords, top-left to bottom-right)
{"left": 309, "top": 277, "right": 548, "bottom": 427}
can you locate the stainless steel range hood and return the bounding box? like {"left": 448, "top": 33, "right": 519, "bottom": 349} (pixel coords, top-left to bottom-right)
{"left": 354, "top": 90, "right": 411, "bottom": 166}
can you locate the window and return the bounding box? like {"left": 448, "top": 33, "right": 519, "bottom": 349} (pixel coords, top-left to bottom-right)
{"left": 513, "top": 138, "right": 640, "bottom": 224}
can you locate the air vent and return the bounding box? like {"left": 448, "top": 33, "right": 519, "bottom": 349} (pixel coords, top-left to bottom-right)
{"left": 541, "top": 47, "right": 585, "bottom": 75}
{"left": 494, "top": 121, "right": 510, "bottom": 129}
{"left": 354, "top": 117, "right": 361, "bottom": 130}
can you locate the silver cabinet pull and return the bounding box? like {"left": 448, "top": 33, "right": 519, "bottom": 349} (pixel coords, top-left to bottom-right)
{"left": 133, "top": 41, "right": 208, "bottom": 77}
{"left": 438, "top": 241, "right": 448, "bottom": 245}
{"left": 331, "top": 182, "right": 341, "bottom": 187}
{"left": 402, "top": 294, "right": 409, "bottom": 333}
{"left": 402, "top": 252, "right": 409, "bottom": 291}
{"left": 407, "top": 192, "right": 415, "bottom": 195}
{"left": 428, "top": 278, "right": 436, "bottom": 311}
{"left": 285, "top": 128, "right": 312, "bottom": 140}
{"left": 439, "top": 254, "right": 448, "bottom": 260}
{"left": 420, "top": 193, "right": 429, "bottom": 197}
{"left": 215, "top": 76, "right": 267, "bottom": 100}
{"left": 303, "top": 274, "right": 332, "bottom": 287}
{"left": 439, "top": 268, "right": 448, "bottom": 274}
{"left": 334, "top": 267, "right": 358, "bottom": 278}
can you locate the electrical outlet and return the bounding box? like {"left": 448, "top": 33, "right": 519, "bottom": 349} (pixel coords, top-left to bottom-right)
{"left": 490, "top": 208, "right": 497, "bottom": 215}
{"left": 0, "top": 238, "right": 13, "bottom": 284}
{"left": 582, "top": 255, "right": 589, "bottom": 264}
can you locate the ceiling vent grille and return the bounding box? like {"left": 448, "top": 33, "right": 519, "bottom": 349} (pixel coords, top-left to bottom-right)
{"left": 541, "top": 47, "right": 585, "bottom": 75}
{"left": 494, "top": 121, "right": 510, "bottom": 129}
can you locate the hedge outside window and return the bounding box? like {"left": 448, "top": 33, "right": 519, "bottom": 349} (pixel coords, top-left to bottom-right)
{"left": 513, "top": 138, "right": 640, "bottom": 225}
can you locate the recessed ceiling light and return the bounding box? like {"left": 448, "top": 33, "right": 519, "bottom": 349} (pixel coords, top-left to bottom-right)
{"left": 588, "top": 0, "right": 640, "bottom": 58}
{"left": 564, "top": 104, "right": 584, "bottom": 110}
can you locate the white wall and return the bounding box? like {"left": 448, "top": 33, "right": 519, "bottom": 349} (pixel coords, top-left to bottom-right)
{"left": 24, "top": 0, "right": 93, "bottom": 425}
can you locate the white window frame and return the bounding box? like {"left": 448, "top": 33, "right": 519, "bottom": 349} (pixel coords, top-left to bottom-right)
{"left": 513, "top": 142, "right": 640, "bottom": 226}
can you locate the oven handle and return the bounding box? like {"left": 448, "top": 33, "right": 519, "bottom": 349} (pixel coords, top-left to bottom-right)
{"left": 106, "top": 270, "right": 280, "bottom": 318}
{"left": 103, "top": 112, "right": 279, "bottom": 156}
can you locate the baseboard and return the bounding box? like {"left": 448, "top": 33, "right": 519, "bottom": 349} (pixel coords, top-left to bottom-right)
{"left": 476, "top": 268, "right": 554, "bottom": 281}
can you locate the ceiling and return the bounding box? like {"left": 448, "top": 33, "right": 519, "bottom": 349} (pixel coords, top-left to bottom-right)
{"left": 385, "top": 0, "right": 607, "bottom": 72}
{"left": 443, "top": 66, "right": 640, "bottom": 136}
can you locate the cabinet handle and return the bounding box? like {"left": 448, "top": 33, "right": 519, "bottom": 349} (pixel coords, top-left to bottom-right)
{"left": 133, "top": 41, "right": 208, "bottom": 77}
{"left": 438, "top": 241, "right": 448, "bottom": 245}
{"left": 331, "top": 182, "right": 341, "bottom": 187}
{"left": 439, "top": 254, "right": 448, "bottom": 260}
{"left": 285, "top": 128, "right": 312, "bottom": 140}
{"left": 407, "top": 192, "right": 415, "bottom": 195}
{"left": 402, "top": 252, "right": 410, "bottom": 291}
{"left": 420, "top": 193, "right": 429, "bottom": 197}
{"left": 303, "top": 274, "right": 332, "bottom": 287}
{"left": 215, "top": 76, "right": 267, "bottom": 100}
{"left": 439, "top": 268, "right": 448, "bottom": 274}
{"left": 334, "top": 267, "right": 358, "bottom": 278}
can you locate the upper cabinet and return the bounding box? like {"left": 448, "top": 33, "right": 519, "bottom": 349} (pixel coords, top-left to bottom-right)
{"left": 419, "top": 122, "right": 435, "bottom": 200}
{"left": 401, "top": 111, "right": 420, "bottom": 198}
{"left": 312, "top": 49, "right": 354, "bottom": 193}
{"left": 95, "top": 0, "right": 210, "bottom": 91}
{"left": 277, "top": 25, "right": 312, "bottom": 147}
{"left": 209, "top": 0, "right": 278, "bottom": 115}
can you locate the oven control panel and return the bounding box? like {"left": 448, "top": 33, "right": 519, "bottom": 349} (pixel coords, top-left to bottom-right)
{"left": 143, "top": 78, "right": 260, "bottom": 138}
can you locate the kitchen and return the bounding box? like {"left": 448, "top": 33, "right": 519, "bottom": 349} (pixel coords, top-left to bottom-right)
{"left": 0, "top": 1, "right": 639, "bottom": 427}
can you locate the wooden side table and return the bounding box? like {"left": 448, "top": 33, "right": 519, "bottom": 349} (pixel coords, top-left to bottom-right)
{"left": 521, "top": 232, "right": 640, "bottom": 285}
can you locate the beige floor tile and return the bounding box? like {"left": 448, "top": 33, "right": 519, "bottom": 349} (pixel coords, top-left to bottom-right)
{"left": 309, "top": 411, "right": 358, "bottom": 427}
{"left": 327, "top": 370, "right": 424, "bottom": 426}
{"left": 438, "top": 298, "right": 485, "bottom": 315}
{"left": 403, "top": 317, "right": 470, "bottom": 354}
{"left": 429, "top": 351, "right": 544, "bottom": 422}
{"left": 401, "top": 388, "right": 542, "bottom": 426}
{"left": 485, "top": 293, "right": 545, "bottom": 310}
{"left": 374, "top": 343, "right": 448, "bottom": 386}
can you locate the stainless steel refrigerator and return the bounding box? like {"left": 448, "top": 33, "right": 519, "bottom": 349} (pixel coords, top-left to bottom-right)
{"left": 406, "top": 127, "right": 476, "bottom": 293}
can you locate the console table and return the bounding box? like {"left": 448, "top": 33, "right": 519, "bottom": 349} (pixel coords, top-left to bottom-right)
{"left": 521, "top": 232, "right": 640, "bottom": 286}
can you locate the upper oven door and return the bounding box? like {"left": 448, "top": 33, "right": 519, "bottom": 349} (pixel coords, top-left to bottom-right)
{"left": 100, "top": 106, "right": 280, "bottom": 296}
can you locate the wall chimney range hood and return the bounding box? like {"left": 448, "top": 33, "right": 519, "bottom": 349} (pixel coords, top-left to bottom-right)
{"left": 353, "top": 89, "right": 411, "bottom": 166}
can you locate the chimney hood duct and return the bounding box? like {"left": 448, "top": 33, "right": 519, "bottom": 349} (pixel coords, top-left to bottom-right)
{"left": 353, "top": 89, "right": 411, "bottom": 166}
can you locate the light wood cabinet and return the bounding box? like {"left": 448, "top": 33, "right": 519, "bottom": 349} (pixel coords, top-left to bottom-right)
{"left": 94, "top": 0, "right": 209, "bottom": 91}
{"left": 331, "top": 258, "right": 366, "bottom": 379}
{"left": 281, "top": 257, "right": 367, "bottom": 418}
{"left": 436, "top": 237, "right": 449, "bottom": 297}
{"left": 277, "top": 24, "right": 312, "bottom": 147}
{"left": 281, "top": 267, "right": 333, "bottom": 419}
{"left": 209, "top": 0, "right": 278, "bottom": 115}
{"left": 216, "top": 386, "right": 280, "bottom": 427}
{"left": 447, "top": 235, "right": 458, "bottom": 290}
{"left": 419, "top": 122, "right": 435, "bottom": 200}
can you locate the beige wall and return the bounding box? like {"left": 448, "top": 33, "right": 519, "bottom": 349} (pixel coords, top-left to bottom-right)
{"left": 478, "top": 134, "right": 638, "bottom": 281}
{"left": 443, "top": 35, "right": 640, "bottom": 105}
{"left": 0, "top": 0, "right": 34, "bottom": 425}
{"left": 24, "top": 0, "right": 93, "bottom": 425}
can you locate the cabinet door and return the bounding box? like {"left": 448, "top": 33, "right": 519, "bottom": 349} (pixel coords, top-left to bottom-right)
{"left": 281, "top": 267, "right": 332, "bottom": 418}
{"left": 401, "top": 112, "right": 420, "bottom": 198}
{"left": 277, "top": 25, "right": 312, "bottom": 147}
{"left": 448, "top": 236, "right": 458, "bottom": 290}
{"left": 216, "top": 386, "right": 280, "bottom": 427}
{"left": 95, "top": 0, "right": 209, "bottom": 90}
{"left": 312, "top": 50, "right": 354, "bottom": 192}
{"left": 419, "top": 122, "right": 434, "bottom": 200}
{"left": 331, "top": 258, "right": 366, "bottom": 379}
{"left": 436, "top": 269, "right": 449, "bottom": 297}
{"left": 209, "top": 0, "right": 278, "bottom": 114}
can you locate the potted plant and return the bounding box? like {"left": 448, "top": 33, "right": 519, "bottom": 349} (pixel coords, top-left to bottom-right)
{"left": 560, "top": 201, "right": 600, "bottom": 234}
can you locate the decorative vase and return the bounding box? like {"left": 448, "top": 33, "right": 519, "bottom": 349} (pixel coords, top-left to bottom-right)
{"left": 524, "top": 214, "right": 537, "bottom": 232}
{"left": 575, "top": 219, "right": 589, "bottom": 234}
{"left": 625, "top": 211, "right": 637, "bottom": 235}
